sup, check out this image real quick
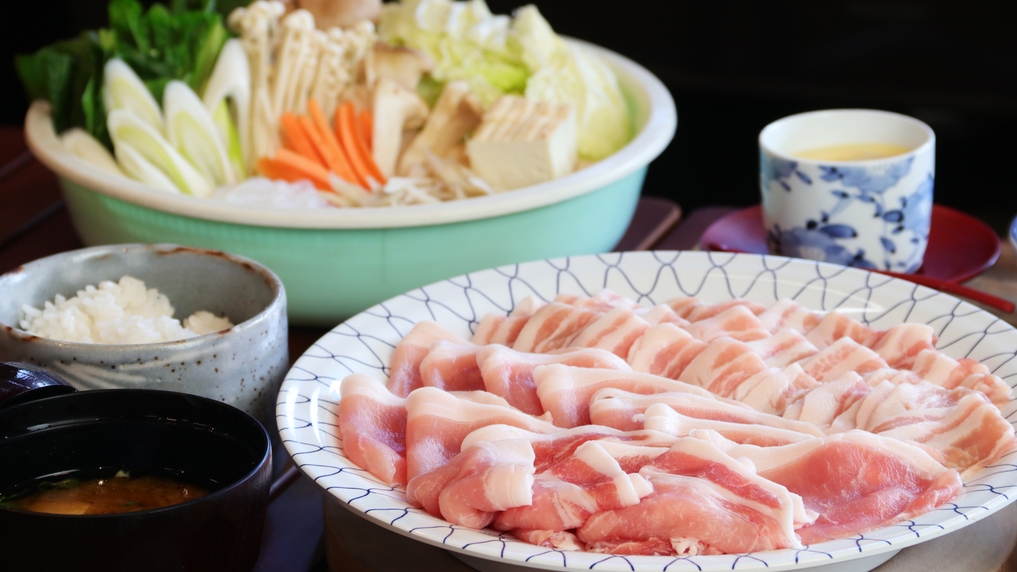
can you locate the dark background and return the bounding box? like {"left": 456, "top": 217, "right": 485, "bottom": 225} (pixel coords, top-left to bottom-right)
{"left": 3, "top": 1, "right": 1015, "bottom": 232}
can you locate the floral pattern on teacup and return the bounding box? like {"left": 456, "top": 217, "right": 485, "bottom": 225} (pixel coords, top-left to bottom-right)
{"left": 761, "top": 157, "right": 933, "bottom": 273}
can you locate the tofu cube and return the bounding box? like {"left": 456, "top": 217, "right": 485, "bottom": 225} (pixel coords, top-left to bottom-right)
{"left": 466, "top": 96, "right": 577, "bottom": 190}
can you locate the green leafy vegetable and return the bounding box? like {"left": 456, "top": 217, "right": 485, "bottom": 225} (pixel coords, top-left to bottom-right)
{"left": 16, "top": 32, "right": 108, "bottom": 146}
{"left": 15, "top": 0, "right": 230, "bottom": 150}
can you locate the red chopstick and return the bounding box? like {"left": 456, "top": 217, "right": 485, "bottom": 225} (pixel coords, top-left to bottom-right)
{"left": 704, "top": 242, "right": 1015, "bottom": 314}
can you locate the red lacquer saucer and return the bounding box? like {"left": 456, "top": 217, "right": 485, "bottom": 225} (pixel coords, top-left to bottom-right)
{"left": 701, "top": 205, "right": 1000, "bottom": 283}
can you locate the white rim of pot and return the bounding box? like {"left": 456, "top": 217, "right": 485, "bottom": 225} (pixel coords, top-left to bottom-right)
{"left": 24, "top": 39, "right": 677, "bottom": 230}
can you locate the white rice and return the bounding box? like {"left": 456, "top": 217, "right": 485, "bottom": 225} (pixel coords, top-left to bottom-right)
{"left": 19, "top": 276, "right": 233, "bottom": 344}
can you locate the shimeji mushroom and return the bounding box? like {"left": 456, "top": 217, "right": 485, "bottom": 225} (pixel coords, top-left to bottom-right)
{"left": 396, "top": 80, "right": 482, "bottom": 176}
{"left": 371, "top": 78, "right": 429, "bottom": 178}
{"left": 228, "top": 0, "right": 286, "bottom": 160}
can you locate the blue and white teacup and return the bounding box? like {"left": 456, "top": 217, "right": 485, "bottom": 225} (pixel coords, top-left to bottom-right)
{"left": 759, "top": 109, "right": 935, "bottom": 273}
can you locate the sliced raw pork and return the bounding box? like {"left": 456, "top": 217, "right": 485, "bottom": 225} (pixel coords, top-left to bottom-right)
{"left": 477, "top": 345, "right": 631, "bottom": 416}
{"left": 727, "top": 431, "right": 963, "bottom": 544}
{"left": 337, "top": 374, "right": 409, "bottom": 486}
{"left": 577, "top": 438, "right": 809, "bottom": 555}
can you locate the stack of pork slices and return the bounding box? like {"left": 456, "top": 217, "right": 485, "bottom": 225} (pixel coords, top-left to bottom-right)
{"left": 336, "top": 290, "right": 1016, "bottom": 556}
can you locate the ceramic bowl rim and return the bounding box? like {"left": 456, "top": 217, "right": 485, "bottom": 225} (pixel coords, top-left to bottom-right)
{"left": 24, "top": 38, "right": 677, "bottom": 230}
{"left": 758, "top": 108, "right": 936, "bottom": 166}
{"left": 0, "top": 243, "right": 286, "bottom": 351}
{"left": 0, "top": 387, "right": 273, "bottom": 518}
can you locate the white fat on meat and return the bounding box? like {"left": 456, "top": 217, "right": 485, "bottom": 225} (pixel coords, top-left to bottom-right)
{"left": 587, "top": 386, "right": 820, "bottom": 435}
{"left": 644, "top": 403, "right": 820, "bottom": 447}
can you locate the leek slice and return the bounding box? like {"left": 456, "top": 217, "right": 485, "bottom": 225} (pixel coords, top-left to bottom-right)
{"left": 60, "top": 128, "right": 124, "bottom": 176}
{"left": 113, "top": 141, "right": 179, "bottom": 194}
{"left": 107, "top": 108, "right": 214, "bottom": 197}
{"left": 103, "top": 58, "right": 163, "bottom": 134}
{"left": 202, "top": 39, "right": 251, "bottom": 173}
{"left": 163, "top": 80, "right": 235, "bottom": 186}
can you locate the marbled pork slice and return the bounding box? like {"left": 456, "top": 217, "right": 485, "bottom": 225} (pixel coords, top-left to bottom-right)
{"left": 681, "top": 298, "right": 768, "bottom": 322}
{"left": 403, "top": 387, "right": 558, "bottom": 488}
{"left": 782, "top": 372, "right": 873, "bottom": 430}
{"left": 727, "top": 431, "right": 963, "bottom": 544}
{"left": 800, "top": 337, "right": 888, "bottom": 382}
{"left": 875, "top": 391, "right": 1017, "bottom": 474}
{"left": 625, "top": 322, "right": 708, "bottom": 380}
{"left": 756, "top": 299, "right": 821, "bottom": 335}
{"left": 744, "top": 328, "right": 819, "bottom": 368}
{"left": 568, "top": 306, "right": 651, "bottom": 358}
{"left": 804, "top": 310, "right": 884, "bottom": 350}
{"left": 910, "top": 349, "right": 1013, "bottom": 404}
{"left": 337, "top": 373, "right": 409, "bottom": 486}
{"left": 512, "top": 302, "right": 603, "bottom": 353}
{"left": 388, "top": 321, "right": 471, "bottom": 397}
{"left": 870, "top": 322, "right": 937, "bottom": 369}
{"left": 577, "top": 437, "right": 808, "bottom": 555}
{"left": 477, "top": 344, "right": 631, "bottom": 416}
{"left": 533, "top": 364, "right": 719, "bottom": 428}
{"left": 406, "top": 438, "right": 536, "bottom": 529}
{"left": 418, "top": 341, "right": 485, "bottom": 392}
{"left": 677, "top": 336, "right": 769, "bottom": 397}
{"left": 729, "top": 363, "right": 820, "bottom": 416}
{"left": 682, "top": 304, "right": 770, "bottom": 343}
{"left": 494, "top": 441, "right": 658, "bottom": 535}
{"left": 587, "top": 386, "right": 822, "bottom": 435}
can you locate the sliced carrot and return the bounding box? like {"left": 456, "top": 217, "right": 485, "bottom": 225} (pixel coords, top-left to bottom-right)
{"left": 297, "top": 113, "right": 358, "bottom": 186}
{"left": 279, "top": 113, "right": 323, "bottom": 165}
{"left": 257, "top": 149, "right": 331, "bottom": 191}
{"left": 357, "top": 108, "right": 373, "bottom": 153}
{"left": 307, "top": 99, "right": 367, "bottom": 188}
{"left": 336, "top": 100, "right": 386, "bottom": 186}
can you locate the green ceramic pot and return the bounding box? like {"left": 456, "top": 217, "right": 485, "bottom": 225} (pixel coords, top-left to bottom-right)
{"left": 25, "top": 40, "right": 676, "bottom": 326}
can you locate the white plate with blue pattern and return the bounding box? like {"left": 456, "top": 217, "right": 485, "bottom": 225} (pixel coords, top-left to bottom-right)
{"left": 277, "top": 251, "right": 1017, "bottom": 572}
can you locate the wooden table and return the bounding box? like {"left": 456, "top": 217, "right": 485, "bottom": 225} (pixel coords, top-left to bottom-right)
{"left": 2, "top": 126, "right": 1015, "bottom": 572}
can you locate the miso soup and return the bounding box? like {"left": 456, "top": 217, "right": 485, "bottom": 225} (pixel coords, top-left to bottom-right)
{"left": 0, "top": 470, "right": 209, "bottom": 515}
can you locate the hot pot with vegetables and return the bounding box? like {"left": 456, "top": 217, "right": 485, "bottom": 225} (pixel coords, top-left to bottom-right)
{"left": 19, "top": 0, "right": 635, "bottom": 208}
